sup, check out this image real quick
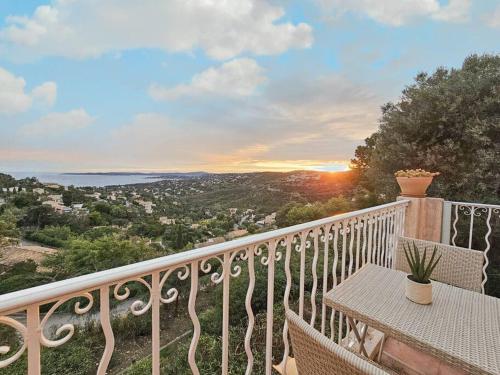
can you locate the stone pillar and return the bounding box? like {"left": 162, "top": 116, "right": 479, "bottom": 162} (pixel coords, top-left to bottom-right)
{"left": 397, "top": 196, "right": 443, "bottom": 242}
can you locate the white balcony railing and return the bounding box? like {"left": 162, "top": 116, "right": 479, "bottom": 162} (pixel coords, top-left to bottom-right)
{"left": 441, "top": 201, "right": 500, "bottom": 293}
{"left": 0, "top": 200, "right": 408, "bottom": 375}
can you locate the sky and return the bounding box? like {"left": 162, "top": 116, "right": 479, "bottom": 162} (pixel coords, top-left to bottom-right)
{"left": 0, "top": 0, "right": 499, "bottom": 173}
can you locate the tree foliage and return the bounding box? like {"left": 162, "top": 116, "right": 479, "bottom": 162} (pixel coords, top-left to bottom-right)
{"left": 25, "top": 225, "right": 74, "bottom": 248}
{"left": 353, "top": 54, "right": 500, "bottom": 203}
{"left": 61, "top": 187, "right": 87, "bottom": 207}
{"left": 11, "top": 192, "right": 39, "bottom": 209}
{"left": 0, "top": 211, "right": 20, "bottom": 246}
{"left": 44, "top": 237, "right": 162, "bottom": 277}
{"left": 20, "top": 204, "right": 58, "bottom": 229}
{"left": 276, "top": 196, "right": 352, "bottom": 227}
{"left": 0, "top": 260, "right": 53, "bottom": 294}
{"left": 0, "top": 173, "right": 16, "bottom": 187}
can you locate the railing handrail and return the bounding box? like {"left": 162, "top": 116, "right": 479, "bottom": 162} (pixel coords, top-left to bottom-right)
{"left": 0, "top": 200, "right": 408, "bottom": 314}
{"left": 445, "top": 201, "right": 500, "bottom": 209}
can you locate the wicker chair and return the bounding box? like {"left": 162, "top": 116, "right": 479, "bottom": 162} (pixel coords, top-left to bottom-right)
{"left": 286, "top": 310, "right": 392, "bottom": 375}
{"left": 394, "top": 236, "right": 484, "bottom": 293}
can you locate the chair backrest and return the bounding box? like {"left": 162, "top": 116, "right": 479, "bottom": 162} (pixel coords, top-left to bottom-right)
{"left": 394, "top": 236, "right": 484, "bottom": 293}
{"left": 286, "top": 310, "right": 391, "bottom": 375}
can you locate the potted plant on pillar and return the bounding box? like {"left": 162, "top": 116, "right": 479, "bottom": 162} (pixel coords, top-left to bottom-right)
{"left": 394, "top": 169, "right": 439, "bottom": 198}
{"left": 403, "top": 242, "right": 441, "bottom": 304}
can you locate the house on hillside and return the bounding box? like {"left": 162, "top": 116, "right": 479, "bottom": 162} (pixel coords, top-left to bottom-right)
{"left": 42, "top": 200, "right": 71, "bottom": 214}
{"left": 264, "top": 212, "right": 277, "bottom": 225}
{"left": 195, "top": 236, "right": 225, "bottom": 248}
{"left": 47, "top": 194, "right": 63, "bottom": 203}
{"left": 85, "top": 192, "right": 101, "bottom": 200}
{"left": 159, "top": 216, "right": 175, "bottom": 225}
{"left": 256, "top": 212, "right": 277, "bottom": 227}
{"left": 137, "top": 200, "right": 155, "bottom": 214}
{"left": 72, "top": 203, "right": 89, "bottom": 215}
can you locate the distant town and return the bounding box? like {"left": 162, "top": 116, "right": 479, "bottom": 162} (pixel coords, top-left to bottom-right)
{"left": 0, "top": 170, "right": 358, "bottom": 276}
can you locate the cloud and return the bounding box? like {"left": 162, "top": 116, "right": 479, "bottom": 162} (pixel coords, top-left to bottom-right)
{"left": 432, "top": 0, "right": 470, "bottom": 22}
{"left": 0, "top": 0, "right": 313, "bottom": 61}
{"left": 0, "top": 66, "right": 32, "bottom": 114}
{"left": 1, "top": 58, "right": 384, "bottom": 172}
{"left": 31, "top": 81, "right": 57, "bottom": 107}
{"left": 1, "top": 5, "right": 58, "bottom": 46}
{"left": 104, "top": 113, "right": 267, "bottom": 171}
{"left": 97, "top": 72, "right": 382, "bottom": 171}
{"left": 318, "top": 0, "right": 471, "bottom": 26}
{"left": 149, "top": 58, "right": 267, "bottom": 100}
{"left": 0, "top": 66, "right": 56, "bottom": 114}
{"left": 485, "top": 5, "right": 500, "bottom": 28}
{"left": 20, "top": 109, "right": 94, "bottom": 135}
{"left": 264, "top": 74, "right": 381, "bottom": 140}
{"left": 105, "top": 113, "right": 219, "bottom": 170}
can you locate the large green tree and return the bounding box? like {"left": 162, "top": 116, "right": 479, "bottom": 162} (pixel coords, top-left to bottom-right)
{"left": 0, "top": 216, "right": 20, "bottom": 247}
{"left": 0, "top": 173, "right": 16, "bottom": 187}
{"left": 276, "top": 196, "right": 353, "bottom": 227}
{"left": 353, "top": 54, "right": 500, "bottom": 203}
{"left": 44, "top": 237, "right": 162, "bottom": 277}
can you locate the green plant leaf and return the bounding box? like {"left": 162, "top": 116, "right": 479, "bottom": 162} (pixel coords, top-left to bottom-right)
{"left": 405, "top": 242, "right": 416, "bottom": 268}
{"left": 404, "top": 241, "right": 443, "bottom": 283}
{"left": 420, "top": 247, "right": 427, "bottom": 280}
{"left": 414, "top": 243, "right": 424, "bottom": 280}
{"left": 423, "top": 246, "right": 439, "bottom": 280}
{"left": 426, "top": 254, "right": 442, "bottom": 281}
{"left": 424, "top": 248, "right": 442, "bottom": 281}
{"left": 403, "top": 245, "right": 414, "bottom": 272}
{"left": 404, "top": 243, "right": 418, "bottom": 275}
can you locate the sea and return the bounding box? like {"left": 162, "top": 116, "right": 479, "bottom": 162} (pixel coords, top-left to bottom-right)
{"left": 8, "top": 172, "right": 168, "bottom": 188}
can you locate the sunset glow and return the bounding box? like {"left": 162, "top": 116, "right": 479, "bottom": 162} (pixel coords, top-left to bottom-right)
{"left": 207, "top": 160, "right": 352, "bottom": 173}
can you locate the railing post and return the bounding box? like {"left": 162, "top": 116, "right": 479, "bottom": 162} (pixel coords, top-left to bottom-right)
{"left": 222, "top": 253, "right": 230, "bottom": 375}
{"left": 265, "top": 240, "right": 277, "bottom": 375}
{"left": 26, "top": 304, "right": 41, "bottom": 375}
{"left": 151, "top": 272, "right": 161, "bottom": 375}
{"left": 441, "top": 201, "right": 452, "bottom": 244}
{"left": 187, "top": 261, "right": 200, "bottom": 375}
{"left": 397, "top": 196, "right": 443, "bottom": 242}
{"left": 97, "top": 286, "right": 115, "bottom": 375}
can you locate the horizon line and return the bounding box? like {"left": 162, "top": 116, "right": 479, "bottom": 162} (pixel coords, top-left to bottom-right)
{"left": 3, "top": 168, "right": 353, "bottom": 175}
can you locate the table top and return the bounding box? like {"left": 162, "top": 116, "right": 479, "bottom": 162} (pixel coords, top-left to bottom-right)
{"left": 323, "top": 263, "right": 500, "bottom": 375}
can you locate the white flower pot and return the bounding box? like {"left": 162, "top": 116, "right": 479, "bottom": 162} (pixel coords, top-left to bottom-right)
{"left": 405, "top": 275, "right": 432, "bottom": 305}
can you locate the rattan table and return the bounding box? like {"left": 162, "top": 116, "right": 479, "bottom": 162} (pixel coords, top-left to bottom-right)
{"left": 323, "top": 263, "right": 500, "bottom": 375}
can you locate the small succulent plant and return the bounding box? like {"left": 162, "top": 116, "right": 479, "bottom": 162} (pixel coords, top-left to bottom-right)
{"left": 403, "top": 242, "right": 441, "bottom": 284}
{"left": 394, "top": 169, "right": 440, "bottom": 177}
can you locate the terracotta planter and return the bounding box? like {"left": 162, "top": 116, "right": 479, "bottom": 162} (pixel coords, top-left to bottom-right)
{"left": 405, "top": 275, "right": 432, "bottom": 305}
{"left": 396, "top": 176, "right": 433, "bottom": 198}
